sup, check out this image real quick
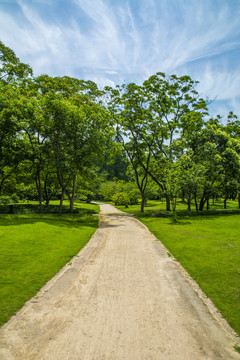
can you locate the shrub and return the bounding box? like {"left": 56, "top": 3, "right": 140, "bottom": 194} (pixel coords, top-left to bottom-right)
{"left": 98, "top": 181, "right": 118, "bottom": 201}
{"left": 0, "top": 196, "right": 13, "bottom": 205}
{"left": 11, "top": 194, "right": 19, "bottom": 203}
{"left": 112, "top": 192, "right": 130, "bottom": 207}
{"left": 128, "top": 189, "right": 139, "bottom": 205}
{"left": 98, "top": 180, "right": 140, "bottom": 204}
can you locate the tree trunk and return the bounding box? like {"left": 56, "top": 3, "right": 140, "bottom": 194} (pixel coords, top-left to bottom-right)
{"left": 69, "top": 175, "right": 77, "bottom": 213}
{"left": 166, "top": 195, "right": 171, "bottom": 211}
{"left": 44, "top": 179, "right": 49, "bottom": 208}
{"left": 199, "top": 196, "right": 206, "bottom": 211}
{"left": 140, "top": 192, "right": 145, "bottom": 212}
{"left": 171, "top": 197, "right": 177, "bottom": 222}
{"left": 194, "top": 194, "right": 198, "bottom": 212}
{"left": 238, "top": 192, "right": 240, "bottom": 209}
{"left": 57, "top": 171, "right": 71, "bottom": 216}
{"left": 187, "top": 196, "right": 191, "bottom": 215}
{"left": 207, "top": 199, "right": 209, "bottom": 211}
{"left": 36, "top": 170, "right": 42, "bottom": 214}
{"left": 58, "top": 189, "right": 65, "bottom": 216}
{"left": 224, "top": 196, "right": 227, "bottom": 209}
{"left": 69, "top": 198, "right": 74, "bottom": 213}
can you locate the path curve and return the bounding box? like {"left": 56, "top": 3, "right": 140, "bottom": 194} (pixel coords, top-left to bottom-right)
{"left": 0, "top": 203, "right": 239, "bottom": 360}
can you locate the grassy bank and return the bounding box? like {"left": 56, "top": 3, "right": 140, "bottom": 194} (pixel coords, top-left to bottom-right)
{"left": 116, "top": 201, "right": 240, "bottom": 336}
{"left": 0, "top": 201, "right": 99, "bottom": 327}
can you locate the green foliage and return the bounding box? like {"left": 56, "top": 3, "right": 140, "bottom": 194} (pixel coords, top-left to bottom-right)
{"left": 128, "top": 189, "right": 139, "bottom": 205}
{"left": 0, "top": 195, "right": 13, "bottom": 205}
{"left": 0, "top": 40, "right": 32, "bottom": 83}
{"left": 234, "top": 345, "right": 240, "bottom": 354}
{"left": 98, "top": 181, "right": 118, "bottom": 201}
{"left": 0, "top": 41, "right": 112, "bottom": 214}
{"left": 105, "top": 72, "right": 211, "bottom": 213}
{"left": 98, "top": 180, "right": 139, "bottom": 204}
{"left": 10, "top": 194, "right": 19, "bottom": 203}
{"left": 145, "top": 179, "right": 161, "bottom": 201}
{"left": 99, "top": 146, "right": 131, "bottom": 181}
{"left": 106, "top": 82, "right": 152, "bottom": 211}
{"left": 112, "top": 192, "right": 130, "bottom": 207}
{"left": 1, "top": 40, "right": 240, "bottom": 217}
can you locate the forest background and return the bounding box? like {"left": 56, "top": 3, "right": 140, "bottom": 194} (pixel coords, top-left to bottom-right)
{"left": 1, "top": 40, "right": 240, "bottom": 218}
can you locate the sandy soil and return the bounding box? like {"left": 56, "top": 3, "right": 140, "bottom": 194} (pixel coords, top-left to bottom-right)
{"left": 0, "top": 203, "right": 239, "bottom": 360}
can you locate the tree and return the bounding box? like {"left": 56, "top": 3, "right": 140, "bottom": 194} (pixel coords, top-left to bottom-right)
{"left": 178, "top": 152, "right": 206, "bottom": 213}
{"left": 98, "top": 144, "right": 131, "bottom": 181}
{"left": 0, "top": 40, "right": 32, "bottom": 84}
{"left": 189, "top": 121, "right": 240, "bottom": 211}
{"left": 106, "top": 74, "right": 209, "bottom": 214}
{"left": 223, "top": 112, "right": 240, "bottom": 208}
{"left": 142, "top": 73, "right": 208, "bottom": 211}
{"left": 20, "top": 88, "right": 51, "bottom": 212}
{"left": 40, "top": 76, "right": 110, "bottom": 214}
{"left": 106, "top": 82, "right": 153, "bottom": 212}
{"left": 0, "top": 41, "right": 33, "bottom": 200}
{"left": 0, "top": 85, "right": 30, "bottom": 195}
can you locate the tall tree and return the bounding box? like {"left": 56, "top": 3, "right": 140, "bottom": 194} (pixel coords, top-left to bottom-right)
{"left": 142, "top": 73, "right": 208, "bottom": 211}
{"left": 0, "top": 41, "right": 33, "bottom": 196}
{"left": 106, "top": 82, "right": 153, "bottom": 212}
{"left": 0, "top": 40, "right": 32, "bottom": 83}
{"left": 40, "top": 76, "right": 110, "bottom": 214}
{"left": 189, "top": 120, "right": 240, "bottom": 211}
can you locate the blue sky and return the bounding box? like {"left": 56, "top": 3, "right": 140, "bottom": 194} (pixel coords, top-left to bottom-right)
{"left": 0, "top": 0, "right": 240, "bottom": 117}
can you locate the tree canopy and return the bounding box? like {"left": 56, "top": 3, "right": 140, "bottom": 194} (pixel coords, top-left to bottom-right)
{"left": 0, "top": 40, "right": 240, "bottom": 215}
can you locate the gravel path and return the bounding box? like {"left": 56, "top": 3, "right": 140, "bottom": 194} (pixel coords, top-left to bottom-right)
{"left": 0, "top": 203, "right": 239, "bottom": 359}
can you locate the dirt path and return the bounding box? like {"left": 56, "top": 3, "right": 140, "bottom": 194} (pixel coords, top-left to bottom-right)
{"left": 0, "top": 203, "right": 239, "bottom": 360}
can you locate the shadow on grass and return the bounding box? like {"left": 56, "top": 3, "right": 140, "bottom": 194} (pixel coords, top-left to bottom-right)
{"left": 134, "top": 208, "right": 240, "bottom": 222}
{"left": 0, "top": 204, "right": 99, "bottom": 229}
{"left": 0, "top": 203, "right": 97, "bottom": 215}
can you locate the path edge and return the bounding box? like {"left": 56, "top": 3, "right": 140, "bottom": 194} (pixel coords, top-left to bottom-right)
{"left": 128, "top": 213, "right": 240, "bottom": 348}
{"left": 0, "top": 224, "right": 103, "bottom": 332}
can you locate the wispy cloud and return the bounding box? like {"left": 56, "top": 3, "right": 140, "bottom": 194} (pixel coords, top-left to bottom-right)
{"left": 0, "top": 0, "right": 239, "bottom": 115}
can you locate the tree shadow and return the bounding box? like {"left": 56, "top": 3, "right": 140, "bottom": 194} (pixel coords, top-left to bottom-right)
{"left": 98, "top": 212, "right": 131, "bottom": 228}
{"left": 0, "top": 204, "right": 99, "bottom": 229}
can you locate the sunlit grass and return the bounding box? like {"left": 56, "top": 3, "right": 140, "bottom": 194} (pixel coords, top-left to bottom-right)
{"left": 0, "top": 201, "right": 99, "bottom": 327}
{"left": 117, "top": 200, "right": 240, "bottom": 336}
{"left": 115, "top": 198, "right": 240, "bottom": 215}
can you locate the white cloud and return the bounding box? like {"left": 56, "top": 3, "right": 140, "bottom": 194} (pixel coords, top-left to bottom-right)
{"left": 138, "top": 0, "right": 240, "bottom": 73}
{"left": 199, "top": 68, "right": 240, "bottom": 101}
{"left": 0, "top": 4, "right": 66, "bottom": 74}
{"left": 105, "top": 70, "right": 119, "bottom": 75}
{"left": 0, "top": 0, "right": 240, "bottom": 116}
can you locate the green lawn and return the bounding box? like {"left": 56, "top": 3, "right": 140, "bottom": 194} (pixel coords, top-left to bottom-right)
{"left": 116, "top": 201, "right": 240, "bottom": 336}
{"left": 121, "top": 198, "right": 240, "bottom": 213}
{"left": 0, "top": 201, "right": 99, "bottom": 327}
{"left": 1, "top": 198, "right": 240, "bottom": 338}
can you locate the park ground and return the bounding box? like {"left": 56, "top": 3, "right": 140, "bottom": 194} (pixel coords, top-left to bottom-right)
{"left": 0, "top": 202, "right": 239, "bottom": 359}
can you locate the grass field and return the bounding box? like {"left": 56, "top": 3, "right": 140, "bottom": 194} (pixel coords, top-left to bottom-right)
{"left": 0, "top": 201, "right": 99, "bottom": 327}
{"left": 1, "top": 198, "right": 239, "bottom": 338}
{"left": 116, "top": 200, "right": 240, "bottom": 336}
